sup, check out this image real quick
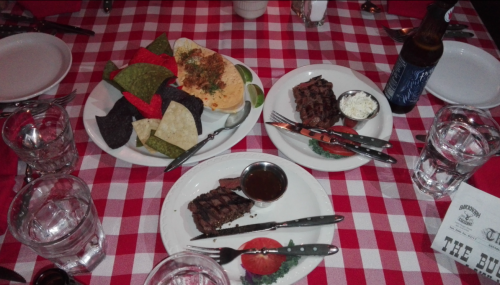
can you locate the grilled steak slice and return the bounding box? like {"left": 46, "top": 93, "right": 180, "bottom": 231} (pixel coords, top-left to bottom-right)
{"left": 293, "top": 75, "right": 340, "bottom": 128}
{"left": 188, "top": 186, "right": 254, "bottom": 235}
{"left": 219, "top": 177, "right": 241, "bottom": 190}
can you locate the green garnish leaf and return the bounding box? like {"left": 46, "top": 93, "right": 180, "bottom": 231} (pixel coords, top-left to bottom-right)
{"left": 309, "top": 139, "right": 345, "bottom": 159}
{"left": 241, "top": 240, "right": 301, "bottom": 285}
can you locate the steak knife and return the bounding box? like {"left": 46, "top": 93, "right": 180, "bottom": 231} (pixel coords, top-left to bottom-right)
{"left": 191, "top": 215, "right": 344, "bottom": 241}
{"left": 267, "top": 122, "right": 397, "bottom": 164}
{"left": 302, "top": 124, "right": 391, "bottom": 148}
{"left": 0, "top": 266, "right": 26, "bottom": 283}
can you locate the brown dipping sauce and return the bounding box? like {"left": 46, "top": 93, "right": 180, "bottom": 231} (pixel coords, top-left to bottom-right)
{"left": 242, "top": 170, "right": 285, "bottom": 201}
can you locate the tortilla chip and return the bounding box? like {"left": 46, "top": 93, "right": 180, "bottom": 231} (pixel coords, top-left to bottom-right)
{"left": 132, "top": 119, "right": 161, "bottom": 153}
{"left": 146, "top": 33, "right": 173, "bottom": 56}
{"left": 103, "top": 60, "right": 124, "bottom": 91}
{"left": 156, "top": 81, "right": 204, "bottom": 135}
{"left": 113, "top": 63, "right": 174, "bottom": 104}
{"left": 154, "top": 101, "right": 198, "bottom": 151}
{"left": 96, "top": 97, "right": 134, "bottom": 149}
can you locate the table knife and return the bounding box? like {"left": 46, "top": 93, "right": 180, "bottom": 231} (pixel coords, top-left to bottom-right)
{"left": 267, "top": 122, "right": 397, "bottom": 164}
{"left": 0, "top": 266, "right": 26, "bottom": 283}
{"left": 306, "top": 125, "right": 392, "bottom": 148}
{"left": 191, "top": 215, "right": 344, "bottom": 241}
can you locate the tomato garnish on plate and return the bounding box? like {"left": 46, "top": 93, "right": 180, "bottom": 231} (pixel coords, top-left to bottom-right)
{"left": 240, "top": 237, "right": 287, "bottom": 276}
{"left": 318, "top": 125, "right": 360, "bottom": 157}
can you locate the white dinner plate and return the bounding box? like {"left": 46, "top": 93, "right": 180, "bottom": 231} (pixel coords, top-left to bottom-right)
{"left": 425, "top": 41, "right": 500, "bottom": 108}
{"left": 159, "top": 152, "right": 335, "bottom": 285}
{"left": 83, "top": 56, "right": 263, "bottom": 167}
{"left": 0, "top": 33, "right": 72, "bottom": 102}
{"left": 264, "top": 64, "right": 393, "bottom": 172}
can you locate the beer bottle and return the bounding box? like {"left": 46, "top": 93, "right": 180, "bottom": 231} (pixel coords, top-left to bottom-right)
{"left": 383, "top": 0, "right": 458, "bottom": 114}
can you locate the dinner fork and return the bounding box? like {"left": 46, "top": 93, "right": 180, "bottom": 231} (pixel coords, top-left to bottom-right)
{"left": 383, "top": 25, "right": 473, "bottom": 42}
{"left": 0, "top": 89, "right": 77, "bottom": 118}
{"left": 186, "top": 244, "right": 339, "bottom": 265}
{"left": 270, "top": 110, "right": 392, "bottom": 148}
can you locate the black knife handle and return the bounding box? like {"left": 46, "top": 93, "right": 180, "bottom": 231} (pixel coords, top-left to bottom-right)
{"left": 341, "top": 142, "right": 397, "bottom": 164}
{"left": 269, "top": 244, "right": 338, "bottom": 256}
{"left": 0, "top": 13, "right": 35, "bottom": 23}
{"left": 443, "top": 31, "right": 474, "bottom": 38}
{"left": 279, "top": 215, "right": 344, "bottom": 228}
{"left": 0, "top": 24, "right": 36, "bottom": 32}
{"left": 447, "top": 23, "right": 468, "bottom": 30}
{"left": 328, "top": 130, "right": 392, "bottom": 148}
{"left": 42, "top": 21, "right": 95, "bottom": 36}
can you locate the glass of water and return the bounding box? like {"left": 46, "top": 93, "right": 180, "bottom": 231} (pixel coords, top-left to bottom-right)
{"left": 412, "top": 105, "right": 500, "bottom": 199}
{"left": 144, "top": 251, "right": 230, "bottom": 285}
{"left": 8, "top": 174, "right": 107, "bottom": 274}
{"left": 2, "top": 103, "right": 78, "bottom": 175}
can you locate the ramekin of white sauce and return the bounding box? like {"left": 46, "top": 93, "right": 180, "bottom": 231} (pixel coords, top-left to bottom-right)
{"left": 338, "top": 90, "right": 379, "bottom": 130}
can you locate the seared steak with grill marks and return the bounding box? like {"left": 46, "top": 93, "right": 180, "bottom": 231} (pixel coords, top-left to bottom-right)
{"left": 188, "top": 186, "right": 254, "bottom": 235}
{"left": 292, "top": 75, "right": 340, "bottom": 128}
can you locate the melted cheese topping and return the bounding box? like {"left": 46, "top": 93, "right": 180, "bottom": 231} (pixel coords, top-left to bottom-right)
{"left": 340, "top": 91, "right": 377, "bottom": 120}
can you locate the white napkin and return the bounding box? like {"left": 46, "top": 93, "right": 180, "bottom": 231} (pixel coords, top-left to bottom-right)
{"left": 431, "top": 183, "right": 500, "bottom": 282}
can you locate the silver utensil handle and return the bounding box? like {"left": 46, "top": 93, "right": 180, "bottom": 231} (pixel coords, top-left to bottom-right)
{"left": 342, "top": 142, "right": 397, "bottom": 164}
{"left": 329, "top": 131, "right": 392, "bottom": 148}
{"left": 278, "top": 215, "right": 344, "bottom": 228}
{"left": 263, "top": 244, "right": 339, "bottom": 256}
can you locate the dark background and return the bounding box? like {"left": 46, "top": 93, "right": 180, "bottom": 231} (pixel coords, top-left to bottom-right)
{"left": 471, "top": 1, "right": 500, "bottom": 50}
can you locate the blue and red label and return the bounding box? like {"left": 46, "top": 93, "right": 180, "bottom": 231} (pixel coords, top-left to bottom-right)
{"left": 384, "top": 56, "right": 436, "bottom": 106}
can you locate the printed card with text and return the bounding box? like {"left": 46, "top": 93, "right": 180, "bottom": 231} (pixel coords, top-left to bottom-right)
{"left": 431, "top": 183, "right": 500, "bottom": 282}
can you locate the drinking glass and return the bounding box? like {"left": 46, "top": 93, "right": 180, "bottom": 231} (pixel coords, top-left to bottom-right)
{"left": 8, "top": 174, "right": 107, "bottom": 274}
{"left": 291, "top": 0, "right": 328, "bottom": 27}
{"left": 2, "top": 103, "right": 78, "bottom": 175}
{"left": 233, "top": 0, "right": 268, "bottom": 19}
{"left": 412, "top": 105, "right": 500, "bottom": 199}
{"left": 144, "top": 251, "right": 230, "bottom": 285}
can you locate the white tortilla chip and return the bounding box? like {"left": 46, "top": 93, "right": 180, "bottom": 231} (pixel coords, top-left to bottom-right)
{"left": 154, "top": 101, "right": 198, "bottom": 150}
{"left": 132, "top": 119, "right": 161, "bottom": 154}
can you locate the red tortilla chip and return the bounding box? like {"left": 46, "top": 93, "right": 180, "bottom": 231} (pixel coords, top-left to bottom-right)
{"left": 122, "top": 91, "right": 162, "bottom": 119}
{"left": 109, "top": 69, "right": 121, "bottom": 80}
{"left": 129, "top": 47, "right": 178, "bottom": 76}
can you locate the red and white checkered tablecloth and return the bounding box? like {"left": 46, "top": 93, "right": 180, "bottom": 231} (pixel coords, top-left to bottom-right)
{"left": 1, "top": 1, "right": 499, "bottom": 284}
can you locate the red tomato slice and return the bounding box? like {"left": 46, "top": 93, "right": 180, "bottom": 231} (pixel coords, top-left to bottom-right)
{"left": 318, "top": 126, "right": 360, "bottom": 157}
{"left": 241, "top": 238, "right": 287, "bottom": 275}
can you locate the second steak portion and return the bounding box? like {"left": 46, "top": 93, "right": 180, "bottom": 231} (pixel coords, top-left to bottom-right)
{"left": 292, "top": 75, "right": 340, "bottom": 128}
{"left": 188, "top": 187, "right": 254, "bottom": 235}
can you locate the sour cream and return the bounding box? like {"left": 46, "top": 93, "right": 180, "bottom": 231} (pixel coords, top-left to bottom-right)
{"left": 340, "top": 91, "right": 378, "bottom": 120}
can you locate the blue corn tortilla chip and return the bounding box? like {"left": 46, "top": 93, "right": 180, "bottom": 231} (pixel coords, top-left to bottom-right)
{"left": 96, "top": 97, "right": 135, "bottom": 149}
{"left": 156, "top": 81, "right": 204, "bottom": 135}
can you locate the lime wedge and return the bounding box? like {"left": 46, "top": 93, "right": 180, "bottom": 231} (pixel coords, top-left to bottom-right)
{"left": 247, "top": 84, "right": 264, "bottom": 108}
{"left": 235, "top": 64, "right": 253, "bottom": 84}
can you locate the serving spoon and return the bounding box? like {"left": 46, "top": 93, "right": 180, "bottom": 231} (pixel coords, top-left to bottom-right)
{"left": 164, "top": 101, "right": 252, "bottom": 172}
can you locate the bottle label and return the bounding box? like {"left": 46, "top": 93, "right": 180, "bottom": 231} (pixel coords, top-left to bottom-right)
{"left": 384, "top": 56, "right": 436, "bottom": 106}
{"left": 445, "top": 7, "right": 454, "bottom": 22}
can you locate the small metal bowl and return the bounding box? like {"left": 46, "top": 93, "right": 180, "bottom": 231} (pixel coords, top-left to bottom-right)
{"left": 240, "top": 161, "right": 287, "bottom": 208}
{"left": 337, "top": 90, "right": 380, "bottom": 130}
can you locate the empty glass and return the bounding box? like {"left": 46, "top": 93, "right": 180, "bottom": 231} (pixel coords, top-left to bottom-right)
{"left": 8, "top": 174, "right": 107, "bottom": 274}
{"left": 144, "top": 251, "right": 229, "bottom": 285}
{"left": 412, "top": 105, "right": 500, "bottom": 198}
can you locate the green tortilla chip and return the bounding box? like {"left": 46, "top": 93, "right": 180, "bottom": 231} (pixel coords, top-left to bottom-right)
{"left": 146, "top": 33, "right": 173, "bottom": 56}
{"left": 113, "top": 63, "right": 174, "bottom": 104}
{"left": 145, "top": 131, "right": 185, "bottom": 158}
{"left": 103, "top": 60, "right": 124, "bottom": 91}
